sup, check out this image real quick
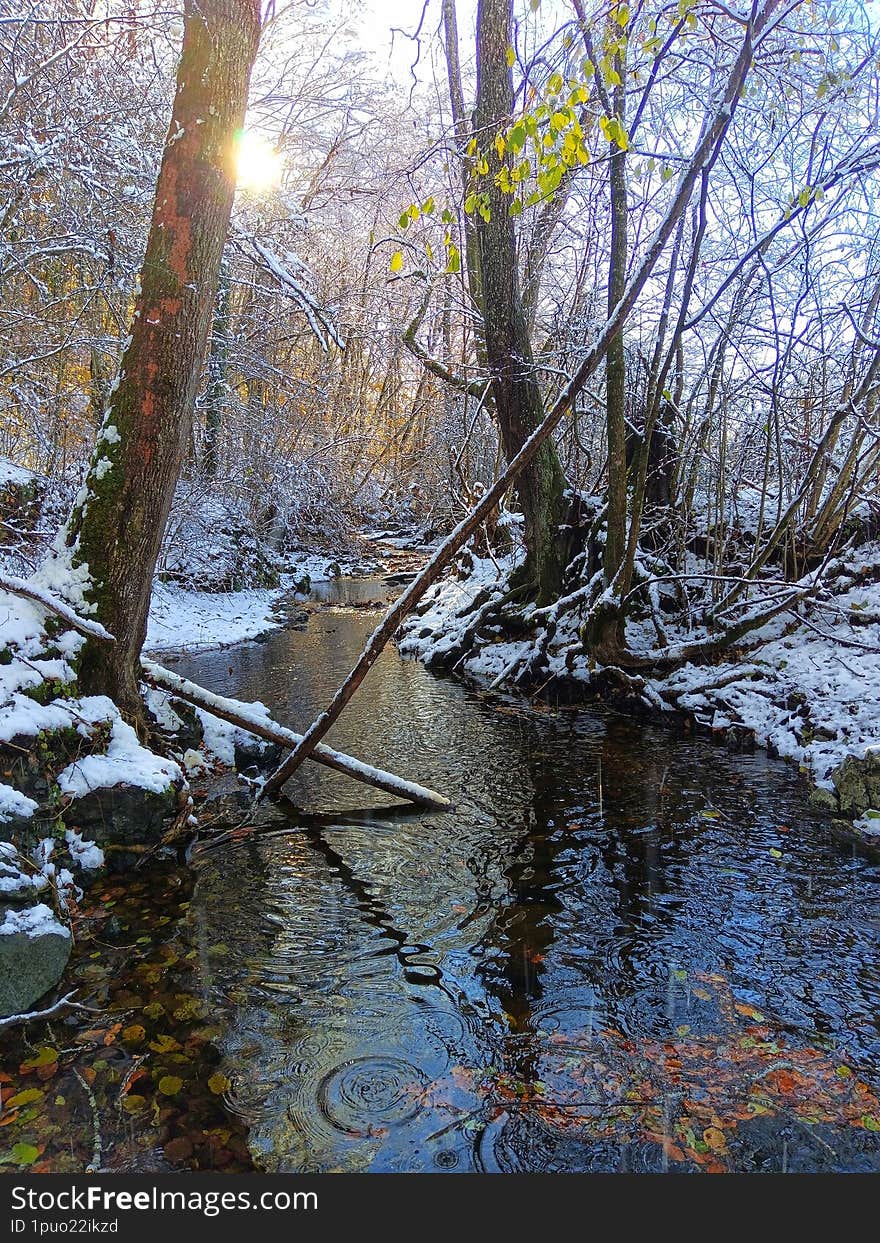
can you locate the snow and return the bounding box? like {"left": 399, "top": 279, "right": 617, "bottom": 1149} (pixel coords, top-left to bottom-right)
{"left": 0, "top": 784, "right": 39, "bottom": 824}
{"left": 0, "top": 457, "right": 35, "bottom": 487}
{"left": 56, "top": 715, "right": 182, "bottom": 798}
{"left": 399, "top": 543, "right": 880, "bottom": 805}
{"left": 195, "top": 713, "right": 240, "bottom": 766}
{"left": 147, "top": 581, "right": 282, "bottom": 651}
{"left": 854, "top": 811, "right": 880, "bottom": 837}
{"left": 0, "top": 838, "right": 48, "bottom": 898}
{"left": 65, "top": 829, "right": 105, "bottom": 870}
{"left": 0, "top": 903, "right": 70, "bottom": 939}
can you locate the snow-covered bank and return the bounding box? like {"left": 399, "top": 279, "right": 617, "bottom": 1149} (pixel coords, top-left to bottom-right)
{"left": 146, "top": 551, "right": 358, "bottom": 653}
{"left": 147, "top": 581, "right": 284, "bottom": 652}
{"left": 398, "top": 546, "right": 880, "bottom": 828}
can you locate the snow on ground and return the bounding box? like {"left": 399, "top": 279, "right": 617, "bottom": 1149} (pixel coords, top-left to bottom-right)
{"left": 0, "top": 903, "right": 70, "bottom": 939}
{"left": 0, "top": 458, "right": 37, "bottom": 487}
{"left": 146, "top": 553, "right": 350, "bottom": 653}
{"left": 56, "top": 713, "right": 182, "bottom": 798}
{"left": 399, "top": 545, "right": 880, "bottom": 808}
{"left": 146, "top": 581, "right": 283, "bottom": 652}
{"left": 0, "top": 580, "right": 183, "bottom": 815}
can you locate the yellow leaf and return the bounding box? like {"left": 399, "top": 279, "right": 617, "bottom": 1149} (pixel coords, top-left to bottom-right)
{"left": 5, "top": 1088, "right": 43, "bottom": 1109}
{"left": 157, "top": 1076, "right": 183, "bottom": 1096}
{"left": 207, "top": 1073, "right": 230, "bottom": 1096}
{"left": 389, "top": 251, "right": 403, "bottom": 273}
{"left": 20, "top": 1048, "right": 58, "bottom": 1070}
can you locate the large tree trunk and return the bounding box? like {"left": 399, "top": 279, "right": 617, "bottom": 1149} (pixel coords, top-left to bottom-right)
{"left": 58, "top": 0, "right": 262, "bottom": 718}
{"left": 474, "top": 0, "right": 568, "bottom": 605}
{"left": 441, "top": 0, "right": 484, "bottom": 350}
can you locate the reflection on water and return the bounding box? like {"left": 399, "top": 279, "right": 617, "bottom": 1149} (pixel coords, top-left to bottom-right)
{"left": 177, "top": 587, "right": 880, "bottom": 1172}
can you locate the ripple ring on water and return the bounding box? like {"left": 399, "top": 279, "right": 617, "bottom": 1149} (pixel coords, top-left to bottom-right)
{"left": 316, "top": 1056, "right": 428, "bottom": 1135}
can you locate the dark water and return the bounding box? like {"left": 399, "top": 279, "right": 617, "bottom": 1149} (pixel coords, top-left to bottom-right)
{"left": 166, "top": 581, "right": 880, "bottom": 1173}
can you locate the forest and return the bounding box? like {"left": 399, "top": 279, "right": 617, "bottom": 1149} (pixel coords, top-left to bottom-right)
{"left": 1, "top": 0, "right": 880, "bottom": 1183}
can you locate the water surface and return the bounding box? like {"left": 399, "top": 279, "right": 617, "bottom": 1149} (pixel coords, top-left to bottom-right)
{"left": 171, "top": 584, "right": 880, "bottom": 1173}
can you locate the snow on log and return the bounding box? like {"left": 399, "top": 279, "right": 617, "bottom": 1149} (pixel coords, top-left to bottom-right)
{"left": 140, "top": 659, "right": 451, "bottom": 811}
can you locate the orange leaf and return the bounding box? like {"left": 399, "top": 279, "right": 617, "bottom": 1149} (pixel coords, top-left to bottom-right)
{"left": 703, "top": 1126, "right": 727, "bottom": 1153}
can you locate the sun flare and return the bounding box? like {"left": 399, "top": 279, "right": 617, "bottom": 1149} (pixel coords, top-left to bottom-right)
{"left": 235, "top": 131, "right": 283, "bottom": 192}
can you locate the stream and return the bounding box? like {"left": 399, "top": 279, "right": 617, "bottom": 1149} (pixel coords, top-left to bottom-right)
{"left": 170, "top": 577, "right": 880, "bottom": 1173}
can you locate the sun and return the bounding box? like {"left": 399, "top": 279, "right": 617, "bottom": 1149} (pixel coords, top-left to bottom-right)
{"left": 234, "top": 131, "right": 283, "bottom": 192}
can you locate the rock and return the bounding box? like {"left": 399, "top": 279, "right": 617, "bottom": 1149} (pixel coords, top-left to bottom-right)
{"left": 830, "top": 751, "right": 880, "bottom": 816}
{"left": 233, "top": 737, "right": 282, "bottom": 773}
{"left": 810, "top": 786, "right": 839, "bottom": 812}
{"left": 63, "top": 782, "right": 180, "bottom": 848}
{"left": 0, "top": 902, "right": 71, "bottom": 1018}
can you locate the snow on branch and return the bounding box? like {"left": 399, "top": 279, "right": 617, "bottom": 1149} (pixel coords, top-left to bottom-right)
{"left": 0, "top": 573, "right": 115, "bottom": 643}
{"left": 232, "top": 231, "right": 344, "bottom": 352}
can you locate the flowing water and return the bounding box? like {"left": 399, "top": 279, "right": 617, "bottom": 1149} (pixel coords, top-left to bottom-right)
{"left": 163, "top": 579, "right": 880, "bottom": 1174}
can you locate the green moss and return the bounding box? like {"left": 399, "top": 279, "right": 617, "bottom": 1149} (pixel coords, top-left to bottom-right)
{"left": 22, "top": 679, "right": 76, "bottom": 706}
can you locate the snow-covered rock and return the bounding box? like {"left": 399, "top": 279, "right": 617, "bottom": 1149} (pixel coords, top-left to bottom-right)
{"left": 0, "top": 901, "right": 71, "bottom": 1018}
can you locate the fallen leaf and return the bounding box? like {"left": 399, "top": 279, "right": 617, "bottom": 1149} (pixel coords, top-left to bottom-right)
{"left": 5, "top": 1088, "right": 43, "bottom": 1109}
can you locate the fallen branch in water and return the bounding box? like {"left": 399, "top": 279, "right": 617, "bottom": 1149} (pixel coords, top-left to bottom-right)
{"left": 0, "top": 990, "right": 99, "bottom": 1030}
{"left": 141, "top": 660, "right": 451, "bottom": 810}
{"left": 0, "top": 573, "right": 449, "bottom": 810}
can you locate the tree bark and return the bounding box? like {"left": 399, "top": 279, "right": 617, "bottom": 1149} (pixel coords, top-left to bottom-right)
{"left": 474, "top": 0, "right": 568, "bottom": 605}
{"left": 58, "top": 0, "right": 262, "bottom": 718}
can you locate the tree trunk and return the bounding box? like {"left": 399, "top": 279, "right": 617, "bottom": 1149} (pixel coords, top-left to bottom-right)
{"left": 58, "top": 0, "right": 262, "bottom": 718}
{"left": 441, "top": 0, "right": 485, "bottom": 349}
{"left": 474, "top": 0, "right": 568, "bottom": 605}
{"left": 603, "top": 54, "right": 628, "bottom": 590}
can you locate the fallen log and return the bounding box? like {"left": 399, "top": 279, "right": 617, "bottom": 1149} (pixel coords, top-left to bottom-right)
{"left": 141, "top": 660, "right": 451, "bottom": 811}
{"left": 0, "top": 573, "right": 450, "bottom": 810}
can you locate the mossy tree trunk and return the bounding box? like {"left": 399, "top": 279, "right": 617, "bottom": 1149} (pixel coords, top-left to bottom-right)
{"left": 62, "top": 0, "right": 262, "bottom": 718}
{"left": 474, "top": 0, "right": 568, "bottom": 605}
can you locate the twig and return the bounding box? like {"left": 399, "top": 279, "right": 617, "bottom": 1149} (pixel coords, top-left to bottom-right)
{"left": 73, "top": 1067, "right": 103, "bottom": 1173}
{"left": 0, "top": 991, "right": 100, "bottom": 1030}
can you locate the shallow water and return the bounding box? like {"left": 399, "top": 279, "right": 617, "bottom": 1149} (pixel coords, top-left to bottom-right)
{"left": 170, "top": 583, "right": 880, "bottom": 1173}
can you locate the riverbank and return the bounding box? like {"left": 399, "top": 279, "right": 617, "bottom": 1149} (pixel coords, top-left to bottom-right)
{"left": 397, "top": 545, "right": 880, "bottom": 839}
